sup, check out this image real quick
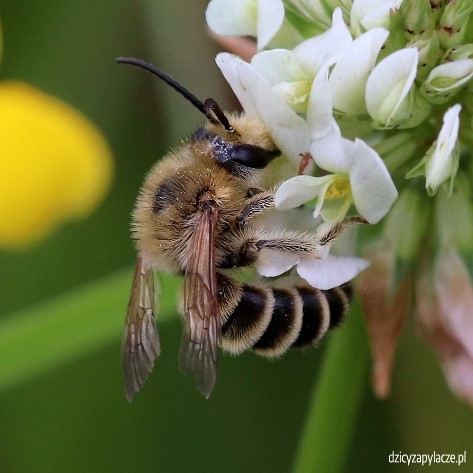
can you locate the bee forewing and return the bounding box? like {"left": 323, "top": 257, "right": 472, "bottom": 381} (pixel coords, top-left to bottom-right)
{"left": 179, "top": 203, "right": 221, "bottom": 398}
{"left": 123, "top": 257, "right": 160, "bottom": 402}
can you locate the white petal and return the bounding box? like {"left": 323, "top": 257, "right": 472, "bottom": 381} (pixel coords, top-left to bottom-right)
{"left": 272, "top": 81, "right": 311, "bottom": 112}
{"left": 297, "top": 254, "right": 369, "bottom": 290}
{"left": 274, "top": 175, "right": 333, "bottom": 209}
{"left": 307, "top": 65, "right": 352, "bottom": 172}
{"left": 310, "top": 136, "right": 354, "bottom": 174}
{"left": 351, "top": 0, "right": 402, "bottom": 36}
{"left": 206, "top": 0, "right": 257, "bottom": 37}
{"left": 329, "top": 28, "right": 389, "bottom": 114}
{"left": 256, "top": 249, "right": 299, "bottom": 277}
{"left": 293, "top": 8, "right": 352, "bottom": 73}
{"left": 216, "top": 53, "right": 258, "bottom": 116}
{"left": 257, "top": 0, "right": 285, "bottom": 50}
{"left": 365, "top": 48, "right": 418, "bottom": 127}
{"left": 257, "top": 206, "right": 317, "bottom": 233}
{"left": 319, "top": 195, "right": 352, "bottom": 223}
{"left": 251, "top": 49, "right": 311, "bottom": 111}
{"left": 216, "top": 53, "right": 310, "bottom": 163}
{"left": 424, "top": 60, "right": 473, "bottom": 93}
{"left": 307, "top": 65, "right": 334, "bottom": 139}
{"left": 251, "top": 49, "right": 310, "bottom": 85}
{"left": 425, "top": 104, "right": 461, "bottom": 191}
{"left": 311, "top": 178, "right": 333, "bottom": 219}
{"left": 348, "top": 139, "right": 398, "bottom": 224}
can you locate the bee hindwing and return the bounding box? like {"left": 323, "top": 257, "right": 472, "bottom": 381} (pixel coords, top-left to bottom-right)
{"left": 123, "top": 257, "right": 160, "bottom": 402}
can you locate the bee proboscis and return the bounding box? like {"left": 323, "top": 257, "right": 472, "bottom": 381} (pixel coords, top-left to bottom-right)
{"left": 117, "top": 57, "right": 357, "bottom": 401}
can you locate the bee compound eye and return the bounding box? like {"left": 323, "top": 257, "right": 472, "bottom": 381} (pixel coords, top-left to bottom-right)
{"left": 230, "top": 144, "right": 279, "bottom": 169}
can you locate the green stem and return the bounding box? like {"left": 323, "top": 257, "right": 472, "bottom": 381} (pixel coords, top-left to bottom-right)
{"left": 292, "top": 298, "right": 370, "bottom": 473}
{"left": 0, "top": 267, "right": 180, "bottom": 392}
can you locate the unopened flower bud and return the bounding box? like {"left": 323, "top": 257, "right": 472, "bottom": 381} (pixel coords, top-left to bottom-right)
{"left": 443, "top": 43, "right": 473, "bottom": 62}
{"left": 421, "top": 59, "right": 473, "bottom": 104}
{"left": 437, "top": 1, "right": 473, "bottom": 49}
{"left": 407, "top": 104, "right": 461, "bottom": 196}
{"left": 426, "top": 113, "right": 460, "bottom": 195}
{"left": 400, "top": 0, "right": 433, "bottom": 38}
{"left": 366, "top": 47, "right": 420, "bottom": 128}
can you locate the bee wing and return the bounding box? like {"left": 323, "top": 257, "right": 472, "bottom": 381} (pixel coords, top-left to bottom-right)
{"left": 123, "top": 257, "right": 160, "bottom": 402}
{"left": 179, "top": 203, "right": 220, "bottom": 398}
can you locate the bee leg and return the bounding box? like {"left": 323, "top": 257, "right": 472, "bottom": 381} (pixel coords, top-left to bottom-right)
{"left": 237, "top": 191, "right": 274, "bottom": 227}
{"left": 245, "top": 187, "right": 265, "bottom": 198}
{"left": 220, "top": 236, "right": 317, "bottom": 269}
{"left": 254, "top": 237, "right": 317, "bottom": 254}
{"left": 255, "top": 216, "right": 367, "bottom": 253}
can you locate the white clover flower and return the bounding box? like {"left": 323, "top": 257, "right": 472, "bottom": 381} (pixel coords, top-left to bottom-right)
{"left": 307, "top": 64, "right": 350, "bottom": 171}
{"left": 206, "top": 0, "right": 285, "bottom": 50}
{"left": 350, "top": 0, "right": 403, "bottom": 37}
{"left": 275, "top": 139, "right": 398, "bottom": 224}
{"left": 422, "top": 59, "right": 473, "bottom": 104}
{"left": 365, "top": 47, "right": 422, "bottom": 128}
{"left": 290, "top": 8, "right": 352, "bottom": 71}
{"left": 406, "top": 104, "right": 461, "bottom": 196}
{"left": 250, "top": 8, "right": 352, "bottom": 113}
{"left": 329, "top": 27, "right": 389, "bottom": 115}
{"left": 425, "top": 104, "right": 461, "bottom": 195}
{"left": 256, "top": 222, "right": 369, "bottom": 289}
{"left": 208, "top": 0, "right": 473, "bottom": 405}
{"left": 306, "top": 59, "right": 398, "bottom": 216}
{"left": 216, "top": 52, "right": 310, "bottom": 163}
{"left": 251, "top": 49, "right": 314, "bottom": 113}
{"left": 217, "top": 40, "right": 398, "bottom": 226}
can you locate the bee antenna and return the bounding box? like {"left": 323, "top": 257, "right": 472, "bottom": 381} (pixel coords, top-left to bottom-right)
{"left": 115, "top": 57, "right": 234, "bottom": 133}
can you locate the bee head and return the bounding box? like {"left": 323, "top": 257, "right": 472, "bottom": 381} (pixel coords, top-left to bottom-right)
{"left": 115, "top": 57, "right": 280, "bottom": 173}
{"left": 201, "top": 113, "right": 280, "bottom": 174}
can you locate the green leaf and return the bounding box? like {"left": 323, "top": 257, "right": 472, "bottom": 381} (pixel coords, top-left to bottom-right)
{"left": 292, "top": 298, "right": 370, "bottom": 473}
{"left": 0, "top": 268, "right": 180, "bottom": 392}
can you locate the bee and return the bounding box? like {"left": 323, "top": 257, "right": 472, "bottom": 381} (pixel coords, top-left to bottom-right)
{"left": 117, "top": 57, "right": 358, "bottom": 401}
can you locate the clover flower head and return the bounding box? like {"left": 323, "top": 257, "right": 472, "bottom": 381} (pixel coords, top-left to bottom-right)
{"left": 207, "top": 0, "right": 473, "bottom": 404}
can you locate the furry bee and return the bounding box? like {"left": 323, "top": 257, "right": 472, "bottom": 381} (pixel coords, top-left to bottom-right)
{"left": 118, "top": 57, "right": 356, "bottom": 401}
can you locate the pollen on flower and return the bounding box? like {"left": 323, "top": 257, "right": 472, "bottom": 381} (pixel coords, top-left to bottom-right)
{"left": 0, "top": 81, "right": 113, "bottom": 248}
{"left": 324, "top": 177, "right": 350, "bottom": 200}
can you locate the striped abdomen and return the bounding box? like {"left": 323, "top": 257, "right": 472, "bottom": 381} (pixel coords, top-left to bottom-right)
{"left": 217, "top": 273, "right": 352, "bottom": 357}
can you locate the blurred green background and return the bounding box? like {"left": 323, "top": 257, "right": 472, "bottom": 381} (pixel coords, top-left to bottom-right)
{"left": 0, "top": 1, "right": 471, "bottom": 472}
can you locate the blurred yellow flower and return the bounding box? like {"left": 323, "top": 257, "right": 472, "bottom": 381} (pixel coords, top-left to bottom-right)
{"left": 0, "top": 81, "right": 113, "bottom": 248}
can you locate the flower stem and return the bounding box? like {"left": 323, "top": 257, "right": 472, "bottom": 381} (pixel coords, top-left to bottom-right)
{"left": 0, "top": 268, "right": 180, "bottom": 392}
{"left": 292, "top": 298, "right": 370, "bottom": 473}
